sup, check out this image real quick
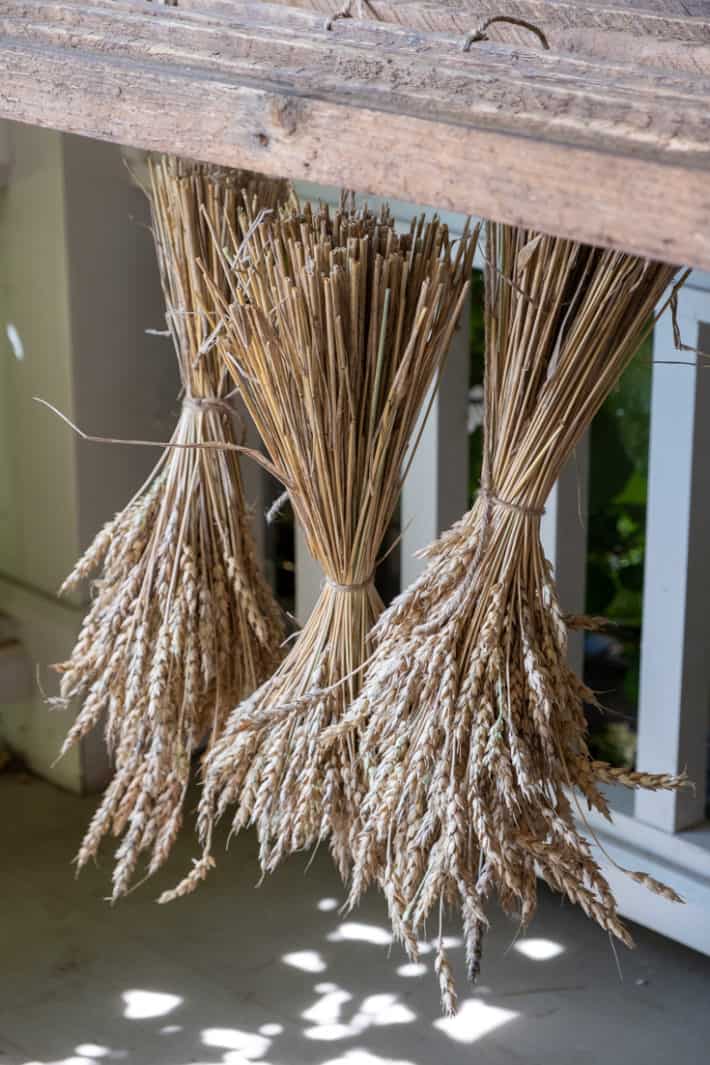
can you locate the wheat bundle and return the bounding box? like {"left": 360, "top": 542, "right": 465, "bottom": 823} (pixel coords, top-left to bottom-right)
{"left": 179, "top": 201, "right": 479, "bottom": 889}
{"left": 55, "top": 157, "right": 287, "bottom": 898}
{"left": 334, "top": 222, "right": 686, "bottom": 1013}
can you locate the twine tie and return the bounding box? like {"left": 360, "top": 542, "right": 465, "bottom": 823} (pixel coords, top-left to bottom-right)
{"left": 325, "top": 575, "right": 375, "bottom": 593}
{"left": 480, "top": 487, "right": 545, "bottom": 518}
{"left": 182, "top": 395, "right": 234, "bottom": 416}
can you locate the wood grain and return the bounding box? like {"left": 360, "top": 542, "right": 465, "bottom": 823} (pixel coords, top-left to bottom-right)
{"left": 1, "top": 0, "right": 710, "bottom": 267}
{"left": 183, "top": 0, "right": 710, "bottom": 35}
{"left": 197, "top": 0, "right": 710, "bottom": 71}
{"left": 9, "top": 0, "right": 710, "bottom": 158}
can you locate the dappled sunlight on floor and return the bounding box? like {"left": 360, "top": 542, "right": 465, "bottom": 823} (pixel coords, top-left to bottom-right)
{"left": 394, "top": 963, "right": 426, "bottom": 979}
{"left": 302, "top": 985, "right": 417, "bottom": 1042}
{"left": 317, "top": 898, "right": 339, "bottom": 913}
{"left": 2, "top": 776, "right": 710, "bottom": 1065}
{"left": 122, "top": 991, "right": 183, "bottom": 1021}
{"left": 513, "top": 938, "right": 565, "bottom": 962}
{"left": 202, "top": 1026, "right": 272, "bottom": 1057}
{"left": 326, "top": 923, "right": 393, "bottom": 947}
{"left": 433, "top": 999, "right": 519, "bottom": 1044}
{"left": 282, "top": 950, "right": 328, "bottom": 973}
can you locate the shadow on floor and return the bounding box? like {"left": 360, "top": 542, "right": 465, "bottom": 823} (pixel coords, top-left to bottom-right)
{"left": 2, "top": 774, "right": 710, "bottom": 1065}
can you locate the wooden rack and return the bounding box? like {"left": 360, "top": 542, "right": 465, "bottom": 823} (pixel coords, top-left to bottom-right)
{"left": 1, "top": 0, "right": 709, "bottom": 267}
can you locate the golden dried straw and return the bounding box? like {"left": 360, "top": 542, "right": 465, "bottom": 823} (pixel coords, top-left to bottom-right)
{"left": 165, "top": 200, "right": 479, "bottom": 896}
{"left": 54, "top": 157, "right": 287, "bottom": 899}
{"left": 333, "top": 221, "right": 687, "bottom": 1014}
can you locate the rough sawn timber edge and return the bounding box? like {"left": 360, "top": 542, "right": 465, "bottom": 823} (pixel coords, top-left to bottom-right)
{"left": 1, "top": 0, "right": 709, "bottom": 268}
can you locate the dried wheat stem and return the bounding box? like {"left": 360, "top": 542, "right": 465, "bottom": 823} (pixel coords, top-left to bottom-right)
{"left": 342, "top": 222, "right": 684, "bottom": 1012}
{"left": 54, "top": 157, "right": 288, "bottom": 897}
{"left": 193, "top": 201, "right": 479, "bottom": 881}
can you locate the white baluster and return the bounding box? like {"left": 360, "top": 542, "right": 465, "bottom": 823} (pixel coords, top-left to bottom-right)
{"left": 238, "top": 401, "right": 267, "bottom": 569}
{"left": 635, "top": 276, "right": 710, "bottom": 832}
{"left": 540, "top": 439, "right": 590, "bottom": 678}
{"left": 400, "top": 290, "right": 471, "bottom": 587}
{"left": 295, "top": 521, "right": 323, "bottom": 625}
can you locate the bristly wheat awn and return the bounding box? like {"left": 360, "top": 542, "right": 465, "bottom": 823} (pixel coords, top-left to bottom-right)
{"left": 53, "top": 157, "right": 287, "bottom": 899}
{"left": 330, "top": 221, "right": 688, "bottom": 1015}
{"left": 161, "top": 200, "right": 479, "bottom": 900}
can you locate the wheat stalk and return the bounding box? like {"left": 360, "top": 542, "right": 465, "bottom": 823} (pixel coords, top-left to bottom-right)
{"left": 334, "top": 221, "right": 685, "bottom": 1013}
{"left": 55, "top": 157, "right": 288, "bottom": 898}
{"left": 174, "top": 200, "right": 478, "bottom": 890}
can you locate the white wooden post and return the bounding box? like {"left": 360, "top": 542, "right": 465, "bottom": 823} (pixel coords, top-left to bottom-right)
{"left": 0, "top": 126, "right": 173, "bottom": 791}
{"left": 295, "top": 521, "right": 323, "bottom": 625}
{"left": 237, "top": 401, "right": 267, "bottom": 569}
{"left": 400, "top": 290, "right": 471, "bottom": 586}
{"left": 540, "top": 439, "right": 590, "bottom": 679}
{"left": 635, "top": 276, "right": 710, "bottom": 832}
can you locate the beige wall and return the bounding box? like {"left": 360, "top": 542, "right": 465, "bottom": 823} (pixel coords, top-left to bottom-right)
{"left": 0, "top": 123, "right": 177, "bottom": 791}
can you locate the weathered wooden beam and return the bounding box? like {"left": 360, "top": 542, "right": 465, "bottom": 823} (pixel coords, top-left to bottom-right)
{"left": 262, "top": 0, "right": 710, "bottom": 73}
{"left": 184, "top": 0, "right": 710, "bottom": 38}
{"left": 1, "top": 0, "right": 710, "bottom": 268}
{"left": 11, "top": 0, "right": 710, "bottom": 159}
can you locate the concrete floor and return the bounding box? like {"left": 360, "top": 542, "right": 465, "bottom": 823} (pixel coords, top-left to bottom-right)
{"left": 2, "top": 772, "right": 710, "bottom": 1065}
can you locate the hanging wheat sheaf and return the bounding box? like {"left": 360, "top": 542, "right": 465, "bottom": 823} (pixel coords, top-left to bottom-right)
{"left": 165, "top": 202, "right": 479, "bottom": 896}
{"left": 331, "top": 221, "right": 688, "bottom": 1013}
{"left": 54, "top": 158, "right": 287, "bottom": 898}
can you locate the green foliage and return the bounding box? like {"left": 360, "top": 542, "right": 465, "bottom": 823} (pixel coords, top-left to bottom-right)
{"left": 469, "top": 270, "right": 486, "bottom": 389}
{"left": 588, "top": 722, "right": 637, "bottom": 769}
{"left": 586, "top": 334, "right": 653, "bottom": 706}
